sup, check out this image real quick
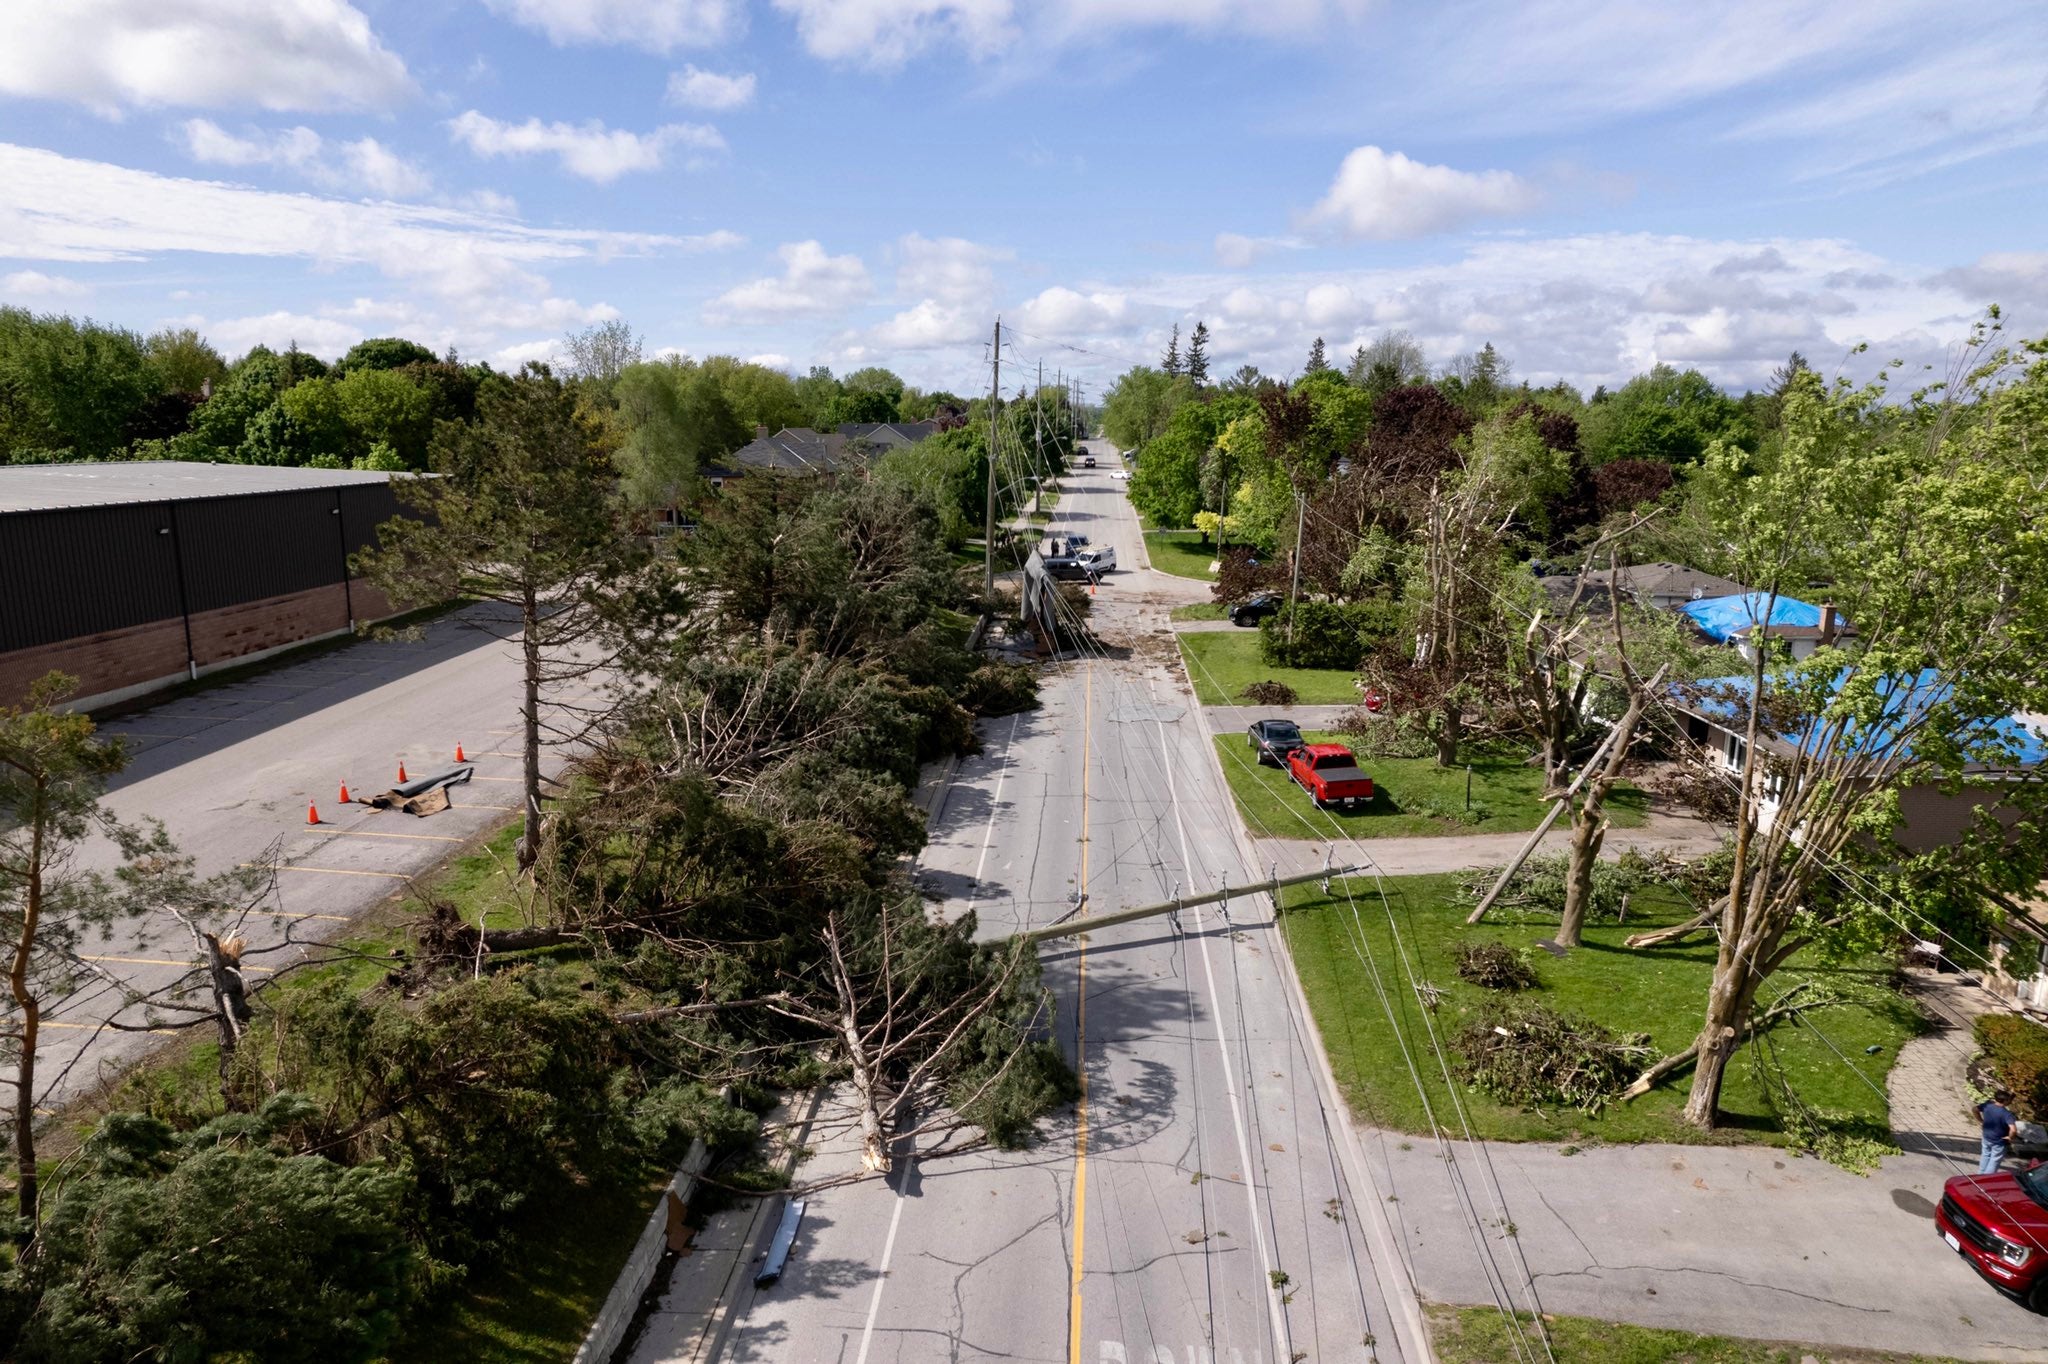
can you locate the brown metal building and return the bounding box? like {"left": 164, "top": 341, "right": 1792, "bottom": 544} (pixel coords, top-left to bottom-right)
{"left": 0, "top": 463, "right": 412, "bottom": 710}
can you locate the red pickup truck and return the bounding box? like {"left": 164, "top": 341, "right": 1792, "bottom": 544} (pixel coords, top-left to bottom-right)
{"left": 1287, "top": 743, "right": 1375, "bottom": 810}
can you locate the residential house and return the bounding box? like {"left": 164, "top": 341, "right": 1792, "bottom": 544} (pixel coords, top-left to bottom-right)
{"left": 1679, "top": 592, "right": 1850, "bottom": 662}
{"left": 836, "top": 420, "right": 941, "bottom": 450}
{"left": 1538, "top": 560, "right": 1749, "bottom": 614}
{"left": 1667, "top": 668, "right": 2046, "bottom": 852}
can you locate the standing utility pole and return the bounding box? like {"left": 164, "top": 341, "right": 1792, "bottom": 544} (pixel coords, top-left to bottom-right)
{"left": 985, "top": 316, "right": 1001, "bottom": 607}
{"left": 1034, "top": 360, "right": 1045, "bottom": 514}
{"left": 1287, "top": 490, "right": 1306, "bottom": 645}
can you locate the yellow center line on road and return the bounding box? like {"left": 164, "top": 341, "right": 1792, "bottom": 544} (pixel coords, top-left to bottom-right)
{"left": 242, "top": 862, "right": 409, "bottom": 879}
{"left": 1067, "top": 664, "right": 1093, "bottom": 1364}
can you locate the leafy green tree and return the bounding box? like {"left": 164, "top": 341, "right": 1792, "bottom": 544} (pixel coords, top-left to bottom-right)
{"left": 700, "top": 356, "right": 807, "bottom": 432}
{"left": 561, "top": 319, "right": 642, "bottom": 391}
{"left": 15, "top": 1096, "right": 412, "bottom": 1364}
{"left": 613, "top": 359, "right": 748, "bottom": 512}
{"left": 0, "top": 676, "right": 132, "bottom": 1251}
{"left": 141, "top": 327, "right": 226, "bottom": 395}
{"left": 333, "top": 366, "right": 434, "bottom": 469}
{"left": 1347, "top": 329, "right": 1429, "bottom": 400}
{"left": 356, "top": 367, "right": 662, "bottom": 872}
{"left": 0, "top": 310, "right": 157, "bottom": 463}
{"left": 1186, "top": 321, "right": 1211, "bottom": 386}
{"left": 873, "top": 428, "right": 987, "bottom": 545}
{"left": 794, "top": 365, "right": 842, "bottom": 428}
{"left": 1099, "top": 366, "right": 1192, "bottom": 450}
{"left": 1579, "top": 364, "right": 1742, "bottom": 466}
{"left": 271, "top": 375, "right": 353, "bottom": 465}
{"left": 1662, "top": 332, "right": 2048, "bottom": 1128}
{"left": 823, "top": 387, "right": 898, "bottom": 427}
{"left": 1126, "top": 392, "right": 1247, "bottom": 529}
{"left": 841, "top": 366, "right": 906, "bottom": 409}
{"left": 335, "top": 336, "right": 439, "bottom": 374}
{"left": 181, "top": 347, "right": 293, "bottom": 460}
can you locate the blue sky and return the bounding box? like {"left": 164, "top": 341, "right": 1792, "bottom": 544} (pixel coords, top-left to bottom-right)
{"left": 2, "top": 0, "right": 2045, "bottom": 397}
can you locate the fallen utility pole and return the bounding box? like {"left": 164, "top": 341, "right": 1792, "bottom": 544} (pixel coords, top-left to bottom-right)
{"left": 1466, "top": 662, "right": 1669, "bottom": 924}
{"left": 1021, "top": 866, "right": 1362, "bottom": 944}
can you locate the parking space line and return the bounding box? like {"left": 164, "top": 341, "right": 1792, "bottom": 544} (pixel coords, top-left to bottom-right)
{"left": 84, "top": 954, "right": 274, "bottom": 973}
{"left": 313, "top": 828, "right": 466, "bottom": 842}
{"left": 269, "top": 911, "right": 355, "bottom": 922}
{"left": 460, "top": 802, "right": 521, "bottom": 811}
{"left": 42, "top": 1020, "right": 178, "bottom": 1033}
{"left": 243, "top": 863, "right": 409, "bottom": 879}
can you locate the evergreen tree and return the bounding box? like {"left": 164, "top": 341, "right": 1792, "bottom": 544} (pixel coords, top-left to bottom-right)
{"left": 1161, "top": 324, "right": 1183, "bottom": 377}
{"left": 1304, "top": 337, "right": 1329, "bottom": 374}
{"left": 1186, "top": 322, "right": 1210, "bottom": 386}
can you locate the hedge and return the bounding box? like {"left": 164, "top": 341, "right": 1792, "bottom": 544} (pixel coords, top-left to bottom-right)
{"left": 1974, "top": 1012, "right": 2048, "bottom": 1119}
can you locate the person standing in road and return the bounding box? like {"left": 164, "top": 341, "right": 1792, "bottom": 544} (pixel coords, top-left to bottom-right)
{"left": 1978, "top": 1088, "right": 2019, "bottom": 1174}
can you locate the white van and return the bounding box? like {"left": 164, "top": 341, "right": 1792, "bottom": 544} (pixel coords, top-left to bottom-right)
{"left": 1076, "top": 546, "right": 1116, "bottom": 574}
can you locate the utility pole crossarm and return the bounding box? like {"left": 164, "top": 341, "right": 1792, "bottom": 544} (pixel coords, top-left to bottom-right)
{"left": 1020, "top": 866, "right": 1362, "bottom": 944}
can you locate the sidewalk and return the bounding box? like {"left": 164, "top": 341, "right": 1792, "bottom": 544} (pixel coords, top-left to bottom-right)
{"left": 1373, "top": 1133, "right": 2048, "bottom": 1361}
{"left": 1251, "top": 808, "right": 1725, "bottom": 877}
{"left": 1889, "top": 966, "right": 2006, "bottom": 1165}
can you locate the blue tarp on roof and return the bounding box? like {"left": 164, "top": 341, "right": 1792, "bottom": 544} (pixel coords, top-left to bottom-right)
{"left": 1680, "top": 592, "right": 1823, "bottom": 642}
{"left": 1677, "top": 667, "right": 2048, "bottom": 766}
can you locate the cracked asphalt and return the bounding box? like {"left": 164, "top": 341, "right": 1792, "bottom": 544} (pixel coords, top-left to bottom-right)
{"left": 703, "top": 449, "right": 1429, "bottom": 1364}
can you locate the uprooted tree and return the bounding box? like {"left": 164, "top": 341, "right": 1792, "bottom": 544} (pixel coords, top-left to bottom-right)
{"left": 1649, "top": 326, "right": 2048, "bottom": 1129}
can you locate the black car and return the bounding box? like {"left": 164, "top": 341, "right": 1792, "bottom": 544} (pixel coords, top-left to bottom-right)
{"left": 1229, "top": 592, "right": 1282, "bottom": 627}
{"left": 1247, "top": 718, "right": 1305, "bottom": 766}
{"left": 1041, "top": 555, "right": 1099, "bottom": 583}
{"left": 1082, "top": 454, "right": 1097, "bottom": 468}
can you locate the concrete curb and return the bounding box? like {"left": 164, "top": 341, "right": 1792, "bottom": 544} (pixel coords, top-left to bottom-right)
{"left": 574, "top": 1137, "right": 713, "bottom": 1364}
{"left": 691, "top": 1084, "right": 831, "bottom": 1364}
{"left": 1174, "top": 643, "right": 1439, "bottom": 1364}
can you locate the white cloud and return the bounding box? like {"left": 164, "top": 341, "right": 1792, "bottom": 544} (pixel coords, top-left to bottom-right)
{"left": 706, "top": 241, "right": 873, "bottom": 323}
{"left": 481, "top": 0, "right": 742, "bottom": 52}
{"left": 0, "top": 0, "right": 411, "bottom": 114}
{"left": 746, "top": 352, "right": 793, "bottom": 370}
{"left": 770, "top": 0, "right": 1365, "bottom": 66}
{"left": 1305, "top": 145, "right": 1539, "bottom": 240}
{"left": 1, "top": 270, "right": 90, "bottom": 299}
{"left": 1930, "top": 252, "right": 2048, "bottom": 313}
{"left": 666, "top": 65, "right": 757, "bottom": 110}
{"left": 1014, "top": 286, "right": 1129, "bottom": 336}
{"left": 198, "top": 309, "right": 368, "bottom": 360}
{"left": 176, "top": 119, "right": 432, "bottom": 197}
{"left": 448, "top": 111, "right": 724, "bottom": 182}
{"left": 871, "top": 300, "right": 983, "bottom": 349}
{"left": 490, "top": 338, "right": 566, "bottom": 369}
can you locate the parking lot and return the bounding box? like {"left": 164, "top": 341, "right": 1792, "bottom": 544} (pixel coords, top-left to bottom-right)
{"left": 37, "top": 603, "right": 587, "bottom": 1108}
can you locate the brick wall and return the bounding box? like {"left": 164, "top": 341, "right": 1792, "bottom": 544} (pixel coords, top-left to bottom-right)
{"left": 0, "top": 576, "right": 418, "bottom": 709}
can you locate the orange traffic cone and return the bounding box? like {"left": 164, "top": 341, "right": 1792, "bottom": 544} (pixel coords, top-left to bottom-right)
{"left": 397, "top": 761, "right": 408, "bottom": 783}
{"left": 338, "top": 781, "right": 351, "bottom": 804}
{"left": 454, "top": 744, "right": 466, "bottom": 763}
{"left": 306, "top": 801, "right": 321, "bottom": 825}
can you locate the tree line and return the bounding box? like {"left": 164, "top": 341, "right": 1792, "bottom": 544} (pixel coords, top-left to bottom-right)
{"left": 0, "top": 364, "right": 1071, "bottom": 1360}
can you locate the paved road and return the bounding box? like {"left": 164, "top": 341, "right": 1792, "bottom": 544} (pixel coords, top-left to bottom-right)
{"left": 700, "top": 445, "right": 1437, "bottom": 1364}
{"left": 30, "top": 604, "right": 577, "bottom": 1107}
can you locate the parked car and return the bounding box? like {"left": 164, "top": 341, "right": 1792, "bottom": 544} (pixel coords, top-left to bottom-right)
{"left": 1286, "top": 743, "right": 1375, "bottom": 810}
{"left": 1082, "top": 454, "right": 1097, "bottom": 468}
{"left": 1937, "top": 1167, "right": 2048, "bottom": 1308}
{"left": 1229, "top": 592, "right": 1282, "bottom": 628}
{"left": 1076, "top": 546, "right": 1116, "bottom": 574}
{"left": 1040, "top": 555, "right": 1099, "bottom": 583}
{"left": 1247, "top": 718, "right": 1305, "bottom": 766}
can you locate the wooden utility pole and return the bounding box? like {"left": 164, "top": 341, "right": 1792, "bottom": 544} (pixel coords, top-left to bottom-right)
{"left": 1287, "top": 490, "right": 1306, "bottom": 646}
{"left": 985, "top": 316, "right": 1001, "bottom": 607}
{"left": 1021, "top": 866, "right": 1360, "bottom": 944}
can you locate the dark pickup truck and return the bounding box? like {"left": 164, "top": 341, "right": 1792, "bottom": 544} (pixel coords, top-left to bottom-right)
{"left": 1286, "top": 743, "right": 1375, "bottom": 810}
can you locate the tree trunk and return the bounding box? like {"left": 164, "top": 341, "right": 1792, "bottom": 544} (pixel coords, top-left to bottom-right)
{"left": 201, "top": 932, "right": 251, "bottom": 1109}
{"left": 518, "top": 582, "right": 542, "bottom": 873}
{"left": 1435, "top": 698, "right": 1461, "bottom": 767}
{"left": 1681, "top": 964, "right": 1759, "bottom": 1127}
{"left": 1557, "top": 810, "right": 1603, "bottom": 948}
{"left": 7, "top": 781, "right": 45, "bottom": 1259}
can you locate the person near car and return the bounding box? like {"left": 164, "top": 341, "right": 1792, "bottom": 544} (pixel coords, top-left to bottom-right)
{"left": 1978, "top": 1089, "right": 2019, "bottom": 1174}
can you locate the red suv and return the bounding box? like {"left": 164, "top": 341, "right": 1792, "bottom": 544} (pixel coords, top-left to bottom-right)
{"left": 1938, "top": 1166, "right": 2048, "bottom": 1308}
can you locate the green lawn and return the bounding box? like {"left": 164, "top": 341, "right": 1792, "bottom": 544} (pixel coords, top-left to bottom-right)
{"left": 1177, "top": 631, "right": 1360, "bottom": 705}
{"left": 1170, "top": 602, "right": 1229, "bottom": 622}
{"left": 1428, "top": 1306, "right": 1963, "bottom": 1364}
{"left": 388, "top": 1165, "right": 666, "bottom": 1364}
{"left": 1144, "top": 529, "right": 1221, "bottom": 581}
{"left": 1212, "top": 731, "right": 1647, "bottom": 839}
{"left": 1281, "top": 872, "right": 1919, "bottom": 1146}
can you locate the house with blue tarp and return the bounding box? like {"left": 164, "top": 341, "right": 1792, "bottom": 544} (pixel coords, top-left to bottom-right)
{"left": 1668, "top": 664, "right": 2046, "bottom": 852}
{"left": 1679, "top": 591, "right": 1850, "bottom": 661}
